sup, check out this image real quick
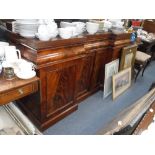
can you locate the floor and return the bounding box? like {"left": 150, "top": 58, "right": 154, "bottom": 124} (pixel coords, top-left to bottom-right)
{"left": 44, "top": 61, "right": 155, "bottom": 135}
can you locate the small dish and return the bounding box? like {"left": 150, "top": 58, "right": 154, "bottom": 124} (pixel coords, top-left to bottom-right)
{"left": 16, "top": 70, "right": 36, "bottom": 79}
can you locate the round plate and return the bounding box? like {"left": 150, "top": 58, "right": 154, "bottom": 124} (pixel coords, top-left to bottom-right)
{"left": 15, "top": 20, "right": 39, "bottom": 25}
{"left": 19, "top": 32, "right": 36, "bottom": 38}
{"left": 16, "top": 71, "right": 36, "bottom": 79}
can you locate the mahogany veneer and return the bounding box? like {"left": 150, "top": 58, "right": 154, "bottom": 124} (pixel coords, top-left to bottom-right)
{"left": 6, "top": 30, "right": 133, "bottom": 131}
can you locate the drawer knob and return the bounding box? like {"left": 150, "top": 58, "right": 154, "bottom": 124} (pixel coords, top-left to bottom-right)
{"left": 18, "top": 89, "right": 24, "bottom": 95}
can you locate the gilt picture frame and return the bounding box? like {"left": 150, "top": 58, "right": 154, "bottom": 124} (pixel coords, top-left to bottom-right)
{"left": 104, "top": 59, "right": 119, "bottom": 98}
{"left": 112, "top": 67, "right": 131, "bottom": 100}
{"left": 120, "top": 44, "right": 137, "bottom": 71}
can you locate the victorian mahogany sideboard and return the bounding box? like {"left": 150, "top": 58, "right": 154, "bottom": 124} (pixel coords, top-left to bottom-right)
{"left": 6, "top": 31, "right": 132, "bottom": 131}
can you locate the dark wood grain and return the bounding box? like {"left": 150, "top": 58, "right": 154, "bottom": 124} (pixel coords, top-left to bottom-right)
{"left": 46, "top": 61, "right": 76, "bottom": 118}
{"left": 75, "top": 52, "right": 95, "bottom": 101}
{"left": 6, "top": 30, "right": 133, "bottom": 130}
{"left": 90, "top": 47, "right": 110, "bottom": 90}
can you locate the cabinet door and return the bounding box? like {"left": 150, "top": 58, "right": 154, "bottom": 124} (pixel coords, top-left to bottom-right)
{"left": 90, "top": 47, "right": 109, "bottom": 90}
{"left": 75, "top": 52, "right": 95, "bottom": 101}
{"left": 112, "top": 47, "right": 122, "bottom": 60}
{"left": 44, "top": 60, "right": 77, "bottom": 118}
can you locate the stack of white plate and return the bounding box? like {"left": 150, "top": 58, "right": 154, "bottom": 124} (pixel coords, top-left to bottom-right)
{"left": 13, "top": 19, "right": 39, "bottom": 38}
{"left": 60, "top": 21, "right": 86, "bottom": 36}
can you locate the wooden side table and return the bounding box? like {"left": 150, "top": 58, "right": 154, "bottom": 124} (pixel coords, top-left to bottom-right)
{"left": 0, "top": 76, "right": 39, "bottom": 105}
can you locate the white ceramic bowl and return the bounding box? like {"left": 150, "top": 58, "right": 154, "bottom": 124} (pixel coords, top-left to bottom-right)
{"left": 104, "top": 21, "right": 112, "bottom": 29}
{"left": 58, "top": 28, "right": 73, "bottom": 39}
{"left": 69, "top": 27, "right": 78, "bottom": 37}
{"left": 38, "top": 25, "right": 49, "bottom": 35}
{"left": 46, "top": 25, "right": 58, "bottom": 39}
{"left": 72, "top": 22, "right": 86, "bottom": 34}
{"left": 36, "top": 33, "right": 51, "bottom": 41}
{"left": 60, "top": 22, "right": 74, "bottom": 28}
{"left": 46, "top": 24, "right": 57, "bottom": 33}
{"left": 49, "top": 31, "right": 58, "bottom": 39}
{"left": 86, "top": 22, "right": 99, "bottom": 34}
{"left": 60, "top": 22, "right": 78, "bottom": 36}
{"left": 60, "top": 22, "right": 86, "bottom": 35}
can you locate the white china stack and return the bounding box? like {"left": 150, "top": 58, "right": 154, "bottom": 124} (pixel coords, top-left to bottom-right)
{"left": 86, "top": 22, "right": 99, "bottom": 34}
{"left": 58, "top": 27, "right": 73, "bottom": 39}
{"left": 109, "top": 19, "right": 125, "bottom": 34}
{"left": 36, "top": 19, "right": 58, "bottom": 41}
{"left": 13, "top": 19, "right": 39, "bottom": 38}
{"left": 89, "top": 20, "right": 104, "bottom": 32}
{"left": 72, "top": 22, "right": 86, "bottom": 35}
{"left": 59, "top": 21, "right": 86, "bottom": 38}
{"left": 103, "top": 20, "right": 112, "bottom": 32}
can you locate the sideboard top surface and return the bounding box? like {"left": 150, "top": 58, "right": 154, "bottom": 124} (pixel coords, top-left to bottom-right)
{"left": 6, "top": 30, "right": 131, "bottom": 51}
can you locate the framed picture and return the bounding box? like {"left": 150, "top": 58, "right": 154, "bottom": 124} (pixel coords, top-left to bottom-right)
{"left": 112, "top": 67, "right": 131, "bottom": 100}
{"left": 120, "top": 44, "right": 137, "bottom": 70}
{"left": 104, "top": 59, "right": 119, "bottom": 98}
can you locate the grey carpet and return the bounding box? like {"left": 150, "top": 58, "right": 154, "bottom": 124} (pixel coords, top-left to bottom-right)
{"left": 44, "top": 61, "right": 155, "bottom": 135}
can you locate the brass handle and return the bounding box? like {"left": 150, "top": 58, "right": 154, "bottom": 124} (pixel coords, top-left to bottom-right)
{"left": 18, "top": 89, "right": 24, "bottom": 95}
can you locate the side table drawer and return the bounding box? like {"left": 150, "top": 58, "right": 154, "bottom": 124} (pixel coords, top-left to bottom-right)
{"left": 0, "top": 81, "right": 38, "bottom": 105}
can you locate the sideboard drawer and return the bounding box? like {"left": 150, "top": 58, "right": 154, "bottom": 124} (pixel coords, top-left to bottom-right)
{"left": 0, "top": 81, "right": 38, "bottom": 105}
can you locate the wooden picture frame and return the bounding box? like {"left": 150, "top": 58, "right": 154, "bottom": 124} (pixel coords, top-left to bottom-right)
{"left": 120, "top": 44, "right": 137, "bottom": 71}
{"left": 104, "top": 59, "right": 119, "bottom": 98}
{"left": 112, "top": 67, "right": 131, "bottom": 100}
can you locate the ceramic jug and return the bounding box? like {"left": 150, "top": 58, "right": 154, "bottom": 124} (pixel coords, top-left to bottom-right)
{"left": 4, "top": 46, "right": 21, "bottom": 62}
{"left": 0, "top": 42, "right": 9, "bottom": 60}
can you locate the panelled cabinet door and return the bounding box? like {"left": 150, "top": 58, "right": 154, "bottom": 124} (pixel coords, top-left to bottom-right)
{"left": 100, "top": 48, "right": 113, "bottom": 87}
{"left": 75, "top": 52, "right": 95, "bottom": 100}
{"left": 112, "top": 48, "right": 121, "bottom": 60}
{"left": 43, "top": 60, "right": 77, "bottom": 118}
{"left": 90, "top": 47, "right": 109, "bottom": 90}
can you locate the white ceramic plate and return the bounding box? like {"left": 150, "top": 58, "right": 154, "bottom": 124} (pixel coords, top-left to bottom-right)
{"left": 16, "top": 70, "right": 36, "bottom": 79}
{"left": 19, "top": 32, "right": 36, "bottom": 38}
{"left": 15, "top": 20, "right": 39, "bottom": 25}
